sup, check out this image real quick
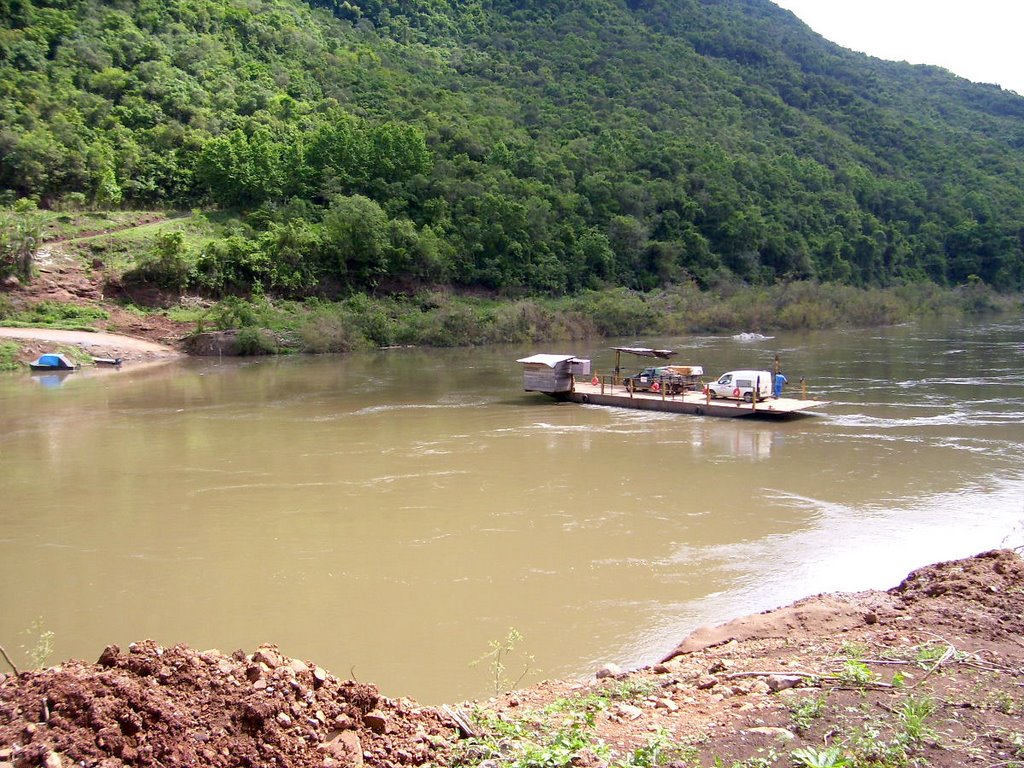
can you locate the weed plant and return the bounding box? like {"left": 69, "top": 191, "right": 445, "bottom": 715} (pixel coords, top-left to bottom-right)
{"left": 837, "top": 660, "right": 877, "bottom": 687}
{"left": 790, "top": 694, "right": 937, "bottom": 767}
{"left": 620, "top": 728, "right": 697, "bottom": 768}
{"left": 789, "top": 695, "right": 828, "bottom": 732}
{"left": 791, "top": 745, "right": 849, "bottom": 768}
{"left": 470, "top": 628, "right": 536, "bottom": 697}
{"left": 23, "top": 618, "right": 54, "bottom": 669}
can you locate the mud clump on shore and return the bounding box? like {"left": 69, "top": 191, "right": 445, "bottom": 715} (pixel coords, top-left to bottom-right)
{"left": 0, "top": 642, "right": 456, "bottom": 768}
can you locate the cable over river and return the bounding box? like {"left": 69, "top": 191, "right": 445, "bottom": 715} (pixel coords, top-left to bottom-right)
{"left": 1, "top": 318, "right": 1021, "bottom": 703}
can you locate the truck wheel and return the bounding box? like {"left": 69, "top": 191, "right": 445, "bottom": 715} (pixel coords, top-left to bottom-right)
{"left": 743, "top": 392, "right": 753, "bottom": 403}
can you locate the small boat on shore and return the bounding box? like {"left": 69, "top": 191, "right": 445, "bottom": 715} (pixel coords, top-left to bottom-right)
{"left": 29, "top": 353, "right": 79, "bottom": 372}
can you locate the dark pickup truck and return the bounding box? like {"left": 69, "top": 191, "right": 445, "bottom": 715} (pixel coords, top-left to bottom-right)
{"left": 622, "top": 366, "right": 703, "bottom": 395}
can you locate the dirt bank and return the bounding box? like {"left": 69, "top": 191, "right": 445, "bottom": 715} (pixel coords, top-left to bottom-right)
{"left": 2, "top": 235, "right": 195, "bottom": 365}
{"left": 2, "top": 549, "right": 1022, "bottom": 767}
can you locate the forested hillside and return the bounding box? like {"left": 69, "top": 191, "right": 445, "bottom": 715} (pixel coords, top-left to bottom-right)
{"left": 3, "top": 0, "right": 1024, "bottom": 296}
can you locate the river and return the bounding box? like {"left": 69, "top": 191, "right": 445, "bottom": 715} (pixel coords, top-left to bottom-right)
{"left": 1, "top": 318, "right": 1021, "bottom": 703}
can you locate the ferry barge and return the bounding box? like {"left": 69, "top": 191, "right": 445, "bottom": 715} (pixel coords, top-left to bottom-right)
{"left": 517, "top": 350, "right": 828, "bottom": 419}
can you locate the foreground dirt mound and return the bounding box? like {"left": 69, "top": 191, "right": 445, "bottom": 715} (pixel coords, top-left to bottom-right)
{"left": 660, "top": 548, "right": 1024, "bottom": 662}
{"left": 488, "top": 549, "right": 1024, "bottom": 767}
{"left": 3, "top": 550, "right": 1023, "bottom": 768}
{"left": 0, "top": 642, "right": 456, "bottom": 768}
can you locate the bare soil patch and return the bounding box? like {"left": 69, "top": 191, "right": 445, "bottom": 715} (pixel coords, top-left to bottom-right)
{"left": 1, "top": 238, "right": 195, "bottom": 364}
{"left": 3, "top": 550, "right": 1023, "bottom": 767}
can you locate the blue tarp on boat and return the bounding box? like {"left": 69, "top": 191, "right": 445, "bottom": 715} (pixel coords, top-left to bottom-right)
{"left": 30, "top": 353, "right": 77, "bottom": 370}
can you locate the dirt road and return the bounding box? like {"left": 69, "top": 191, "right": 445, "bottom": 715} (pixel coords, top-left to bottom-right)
{"left": 0, "top": 327, "right": 180, "bottom": 362}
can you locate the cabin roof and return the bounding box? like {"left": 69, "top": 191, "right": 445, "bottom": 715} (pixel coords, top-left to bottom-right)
{"left": 516, "top": 354, "right": 577, "bottom": 368}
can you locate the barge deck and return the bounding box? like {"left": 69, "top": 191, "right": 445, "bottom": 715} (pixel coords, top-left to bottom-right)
{"left": 565, "top": 379, "right": 828, "bottom": 418}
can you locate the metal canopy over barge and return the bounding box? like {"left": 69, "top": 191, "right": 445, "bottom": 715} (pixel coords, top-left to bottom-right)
{"left": 518, "top": 349, "right": 829, "bottom": 419}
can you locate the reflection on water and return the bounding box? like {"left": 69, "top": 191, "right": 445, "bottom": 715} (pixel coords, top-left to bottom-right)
{"left": 29, "top": 371, "right": 75, "bottom": 389}
{"left": 0, "top": 319, "right": 1022, "bottom": 703}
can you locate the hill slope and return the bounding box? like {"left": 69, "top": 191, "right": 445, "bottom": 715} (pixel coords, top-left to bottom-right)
{"left": 2, "top": 0, "right": 1023, "bottom": 294}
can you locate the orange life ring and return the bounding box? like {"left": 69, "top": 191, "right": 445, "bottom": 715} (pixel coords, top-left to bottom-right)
{"left": 651, "top": 381, "right": 660, "bottom": 393}
{"left": 732, "top": 387, "right": 741, "bottom": 398}
{"left": 591, "top": 376, "right": 599, "bottom": 386}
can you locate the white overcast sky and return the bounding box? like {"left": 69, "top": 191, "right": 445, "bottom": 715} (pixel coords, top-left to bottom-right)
{"left": 771, "top": 1, "right": 1024, "bottom": 96}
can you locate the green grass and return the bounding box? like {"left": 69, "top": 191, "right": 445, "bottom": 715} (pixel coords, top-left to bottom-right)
{"left": 454, "top": 682, "right": 945, "bottom": 768}
{"left": 620, "top": 728, "right": 698, "bottom": 768}
{"left": 70, "top": 212, "right": 214, "bottom": 274}
{"left": 0, "top": 300, "right": 108, "bottom": 330}
{"left": 0, "top": 208, "right": 223, "bottom": 277}
{"left": 0, "top": 340, "right": 20, "bottom": 372}
{"left": 545, "top": 678, "right": 660, "bottom": 718}
{"left": 11, "top": 209, "right": 172, "bottom": 244}
{"left": 456, "top": 677, "right": 667, "bottom": 768}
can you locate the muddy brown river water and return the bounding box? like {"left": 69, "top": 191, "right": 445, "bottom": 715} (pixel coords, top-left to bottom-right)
{"left": 1, "top": 318, "right": 1021, "bottom": 703}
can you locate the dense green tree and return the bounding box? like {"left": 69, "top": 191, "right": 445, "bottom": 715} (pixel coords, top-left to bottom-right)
{"left": 323, "top": 194, "right": 390, "bottom": 287}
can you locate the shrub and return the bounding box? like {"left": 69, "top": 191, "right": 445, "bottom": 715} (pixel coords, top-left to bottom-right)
{"left": 955, "top": 279, "right": 1002, "bottom": 314}
{"left": 194, "top": 235, "right": 271, "bottom": 295}
{"left": 341, "top": 294, "right": 399, "bottom": 347}
{"left": 1, "top": 215, "right": 40, "bottom": 281}
{"left": 123, "top": 231, "right": 195, "bottom": 291}
{"left": 57, "top": 193, "right": 88, "bottom": 211}
{"left": 776, "top": 299, "right": 840, "bottom": 329}
{"left": 570, "top": 288, "right": 649, "bottom": 336}
{"left": 235, "top": 327, "right": 278, "bottom": 355}
{"left": 418, "top": 303, "right": 483, "bottom": 347}
{"left": 0, "top": 341, "right": 20, "bottom": 372}
{"left": 205, "top": 296, "right": 264, "bottom": 330}
{"left": 297, "top": 307, "right": 364, "bottom": 353}
{"left": 840, "top": 289, "right": 907, "bottom": 326}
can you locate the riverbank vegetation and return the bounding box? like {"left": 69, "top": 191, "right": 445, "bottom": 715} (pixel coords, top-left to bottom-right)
{"left": 2, "top": 206, "right": 1020, "bottom": 357}
{"left": 3, "top": 0, "right": 1024, "bottom": 307}
{"left": 180, "top": 279, "right": 1013, "bottom": 354}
